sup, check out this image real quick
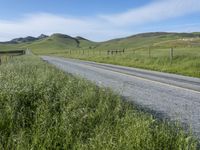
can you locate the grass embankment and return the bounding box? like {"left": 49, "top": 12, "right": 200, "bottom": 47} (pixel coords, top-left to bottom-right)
{"left": 0, "top": 56, "right": 198, "bottom": 149}
{"left": 55, "top": 47, "right": 200, "bottom": 78}
{"left": 1, "top": 32, "right": 199, "bottom": 77}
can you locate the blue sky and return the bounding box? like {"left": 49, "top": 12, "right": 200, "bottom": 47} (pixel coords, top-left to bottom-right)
{"left": 0, "top": 0, "right": 147, "bottom": 19}
{"left": 0, "top": 0, "right": 200, "bottom": 41}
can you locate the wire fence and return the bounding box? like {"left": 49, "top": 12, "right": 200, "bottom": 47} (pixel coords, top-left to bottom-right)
{"left": 63, "top": 46, "right": 200, "bottom": 63}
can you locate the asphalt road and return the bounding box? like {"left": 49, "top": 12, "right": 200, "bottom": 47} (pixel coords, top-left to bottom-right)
{"left": 42, "top": 56, "right": 200, "bottom": 138}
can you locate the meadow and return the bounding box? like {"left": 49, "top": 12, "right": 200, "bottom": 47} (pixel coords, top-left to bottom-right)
{"left": 0, "top": 56, "right": 198, "bottom": 149}
{"left": 54, "top": 46, "right": 200, "bottom": 78}
{"left": 0, "top": 32, "right": 199, "bottom": 78}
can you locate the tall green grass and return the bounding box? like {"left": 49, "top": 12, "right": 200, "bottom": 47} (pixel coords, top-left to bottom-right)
{"left": 56, "top": 47, "right": 200, "bottom": 78}
{"left": 0, "top": 56, "right": 197, "bottom": 149}
{"left": 1, "top": 32, "right": 199, "bottom": 78}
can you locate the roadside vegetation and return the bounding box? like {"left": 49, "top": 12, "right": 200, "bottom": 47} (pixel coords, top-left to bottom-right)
{"left": 0, "top": 56, "right": 198, "bottom": 149}
{"left": 57, "top": 46, "right": 200, "bottom": 78}
{"left": 1, "top": 32, "right": 199, "bottom": 78}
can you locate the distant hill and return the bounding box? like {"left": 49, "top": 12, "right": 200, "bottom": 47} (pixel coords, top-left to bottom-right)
{"left": 38, "top": 34, "right": 48, "bottom": 39}
{"left": 0, "top": 34, "right": 49, "bottom": 44}
{"left": 96, "top": 32, "right": 200, "bottom": 50}
{"left": 26, "top": 33, "right": 96, "bottom": 54}
{"left": 0, "top": 32, "right": 199, "bottom": 54}
{"left": 10, "top": 36, "right": 38, "bottom": 44}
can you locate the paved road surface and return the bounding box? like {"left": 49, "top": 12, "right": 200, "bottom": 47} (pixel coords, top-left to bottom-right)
{"left": 42, "top": 56, "right": 200, "bottom": 138}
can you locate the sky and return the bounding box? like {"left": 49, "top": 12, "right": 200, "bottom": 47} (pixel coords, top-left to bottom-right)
{"left": 0, "top": 0, "right": 200, "bottom": 41}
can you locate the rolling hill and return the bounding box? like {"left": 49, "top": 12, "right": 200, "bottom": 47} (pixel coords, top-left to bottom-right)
{"left": 0, "top": 32, "right": 199, "bottom": 77}
{"left": 0, "top": 33, "right": 96, "bottom": 54}
{"left": 94, "top": 32, "right": 200, "bottom": 50}
{"left": 0, "top": 32, "right": 200, "bottom": 54}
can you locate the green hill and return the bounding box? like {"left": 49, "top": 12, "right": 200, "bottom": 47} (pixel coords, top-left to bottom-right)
{"left": 24, "top": 33, "right": 97, "bottom": 54}
{"left": 0, "top": 33, "right": 96, "bottom": 54}
{"left": 94, "top": 32, "right": 200, "bottom": 50}
{"left": 1, "top": 32, "right": 200, "bottom": 54}
{"left": 0, "top": 32, "right": 199, "bottom": 77}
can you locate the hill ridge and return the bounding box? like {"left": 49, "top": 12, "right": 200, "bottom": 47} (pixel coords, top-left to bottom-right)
{"left": 0, "top": 32, "right": 200, "bottom": 53}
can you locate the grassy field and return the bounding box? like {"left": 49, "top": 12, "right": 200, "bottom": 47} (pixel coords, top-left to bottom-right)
{"left": 54, "top": 46, "right": 200, "bottom": 78}
{"left": 0, "top": 32, "right": 199, "bottom": 77}
{"left": 0, "top": 56, "right": 198, "bottom": 149}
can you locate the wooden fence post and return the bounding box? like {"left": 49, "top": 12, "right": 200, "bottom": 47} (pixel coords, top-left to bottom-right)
{"left": 170, "top": 48, "right": 174, "bottom": 64}
{"left": 148, "top": 47, "right": 151, "bottom": 57}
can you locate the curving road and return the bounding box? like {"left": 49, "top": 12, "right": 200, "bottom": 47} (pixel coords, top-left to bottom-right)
{"left": 42, "top": 56, "right": 200, "bottom": 138}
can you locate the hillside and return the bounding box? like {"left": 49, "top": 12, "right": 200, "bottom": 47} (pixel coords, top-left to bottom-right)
{"left": 0, "top": 32, "right": 200, "bottom": 54}
{"left": 0, "top": 33, "right": 96, "bottom": 54}
{"left": 0, "top": 34, "right": 48, "bottom": 44}
{"left": 95, "top": 32, "right": 200, "bottom": 50}
{"left": 24, "top": 32, "right": 198, "bottom": 78}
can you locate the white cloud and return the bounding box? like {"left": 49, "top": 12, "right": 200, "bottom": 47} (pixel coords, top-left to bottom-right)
{"left": 0, "top": 13, "right": 129, "bottom": 41}
{"left": 100, "top": 0, "right": 200, "bottom": 26}
{"left": 0, "top": 0, "right": 199, "bottom": 41}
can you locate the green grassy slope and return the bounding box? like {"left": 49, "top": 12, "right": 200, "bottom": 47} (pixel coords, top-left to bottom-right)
{"left": 27, "top": 34, "right": 79, "bottom": 54}
{"left": 0, "top": 33, "right": 96, "bottom": 54}
{"left": 0, "top": 32, "right": 199, "bottom": 77}
{"left": 1, "top": 32, "right": 200, "bottom": 53}
{"left": 25, "top": 34, "right": 97, "bottom": 54}
{"left": 94, "top": 32, "right": 200, "bottom": 50}
{"left": 0, "top": 56, "right": 197, "bottom": 149}
{"left": 0, "top": 43, "right": 25, "bottom": 51}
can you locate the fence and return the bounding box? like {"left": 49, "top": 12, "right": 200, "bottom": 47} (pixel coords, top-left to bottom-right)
{"left": 0, "top": 50, "right": 25, "bottom": 56}
{"left": 0, "top": 50, "right": 26, "bottom": 65}
{"left": 64, "top": 45, "right": 199, "bottom": 63}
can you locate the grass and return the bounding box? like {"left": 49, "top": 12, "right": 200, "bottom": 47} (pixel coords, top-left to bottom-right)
{"left": 0, "top": 56, "right": 198, "bottom": 149}
{"left": 54, "top": 47, "right": 200, "bottom": 78}
{"left": 24, "top": 33, "right": 200, "bottom": 78}
{"left": 0, "top": 32, "right": 199, "bottom": 77}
